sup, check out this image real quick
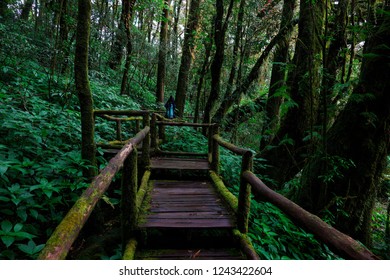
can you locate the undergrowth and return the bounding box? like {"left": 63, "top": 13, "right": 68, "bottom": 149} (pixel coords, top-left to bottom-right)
{"left": 0, "top": 21, "right": 156, "bottom": 259}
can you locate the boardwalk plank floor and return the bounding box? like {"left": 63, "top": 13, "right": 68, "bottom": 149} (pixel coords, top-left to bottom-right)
{"left": 139, "top": 180, "right": 235, "bottom": 229}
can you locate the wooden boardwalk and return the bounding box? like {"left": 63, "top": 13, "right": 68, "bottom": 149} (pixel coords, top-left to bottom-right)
{"left": 139, "top": 180, "right": 235, "bottom": 228}
{"left": 150, "top": 157, "right": 210, "bottom": 170}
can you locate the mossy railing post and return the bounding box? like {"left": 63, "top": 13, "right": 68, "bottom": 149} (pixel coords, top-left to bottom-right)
{"left": 151, "top": 113, "right": 158, "bottom": 151}
{"left": 136, "top": 119, "right": 140, "bottom": 132}
{"left": 142, "top": 112, "right": 151, "bottom": 169}
{"left": 237, "top": 151, "right": 253, "bottom": 234}
{"left": 116, "top": 119, "right": 122, "bottom": 141}
{"left": 211, "top": 124, "right": 220, "bottom": 174}
{"left": 208, "top": 125, "right": 213, "bottom": 164}
{"left": 121, "top": 148, "right": 138, "bottom": 252}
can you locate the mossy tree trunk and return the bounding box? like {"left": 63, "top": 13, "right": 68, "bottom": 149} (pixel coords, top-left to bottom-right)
{"left": 75, "top": 0, "right": 97, "bottom": 179}
{"left": 259, "top": 0, "right": 325, "bottom": 187}
{"left": 108, "top": 0, "right": 129, "bottom": 70}
{"left": 298, "top": 6, "right": 390, "bottom": 246}
{"left": 120, "top": 0, "right": 136, "bottom": 95}
{"left": 175, "top": 0, "right": 202, "bottom": 117}
{"left": 156, "top": 0, "right": 170, "bottom": 104}
{"left": 260, "top": 0, "right": 296, "bottom": 149}
{"left": 202, "top": 0, "right": 235, "bottom": 127}
{"left": 211, "top": 0, "right": 245, "bottom": 123}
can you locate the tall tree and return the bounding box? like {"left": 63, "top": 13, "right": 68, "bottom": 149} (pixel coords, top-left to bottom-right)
{"left": 156, "top": 0, "right": 170, "bottom": 103}
{"left": 175, "top": 0, "right": 202, "bottom": 117}
{"left": 20, "top": 0, "right": 34, "bottom": 20}
{"left": 0, "top": 0, "right": 11, "bottom": 20}
{"left": 298, "top": 5, "right": 390, "bottom": 245}
{"left": 75, "top": 0, "right": 97, "bottom": 179}
{"left": 259, "top": 0, "right": 326, "bottom": 187}
{"left": 202, "top": 0, "right": 235, "bottom": 126}
{"left": 120, "top": 0, "right": 137, "bottom": 95}
{"left": 260, "top": 0, "right": 296, "bottom": 149}
{"left": 109, "top": 0, "right": 130, "bottom": 70}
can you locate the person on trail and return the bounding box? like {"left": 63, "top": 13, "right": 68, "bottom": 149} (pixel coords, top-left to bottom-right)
{"left": 165, "top": 95, "right": 176, "bottom": 119}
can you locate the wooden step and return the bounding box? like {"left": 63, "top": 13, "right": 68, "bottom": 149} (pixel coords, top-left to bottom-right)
{"left": 139, "top": 180, "right": 235, "bottom": 229}
{"left": 150, "top": 157, "right": 210, "bottom": 170}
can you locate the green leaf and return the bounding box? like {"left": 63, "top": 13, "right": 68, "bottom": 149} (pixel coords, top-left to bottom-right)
{"left": 1, "top": 220, "right": 12, "bottom": 233}
{"left": 14, "top": 223, "right": 23, "bottom": 232}
{"left": 1, "top": 236, "right": 15, "bottom": 248}
{"left": 0, "top": 165, "right": 8, "bottom": 176}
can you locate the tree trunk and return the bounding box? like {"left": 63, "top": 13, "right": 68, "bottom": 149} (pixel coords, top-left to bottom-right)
{"left": 318, "top": 0, "right": 348, "bottom": 139}
{"left": 260, "top": 0, "right": 296, "bottom": 149}
{"left": 108, "top": 0, "right": 129, "bottom": 70}
{"left": 298, "top": 6, "right": 390, "bottom": 246}
{"left": 202, "top": 0, "right": 235, "bottom": 127}
{"left": 194, "top": 30, "right": 213, "bottom": 124}
{"left": 175, "top": 0, "right": 202, "bottom": 117}
{"left": 0, "top": 0, "right": 10, "bottom": 21}
{"left": 120, "top": 0, "right": 137, "bottom": 96}
{"left": 20, "top": 0, "right": 34, "bottom": 20}
{"left": 212, "top": 18, "right": 298, "bottom": 124}
{"left": 156, "top": 0, "right": 170, "bottom": 103}
{"left": 213, "top": 0, "right": 246, "bottom": 123}
{"left": 75, "top": 0, "right": 97, "bottom": 179}
{"left": 259, "top": 0, "right": 325, "bottom": 187}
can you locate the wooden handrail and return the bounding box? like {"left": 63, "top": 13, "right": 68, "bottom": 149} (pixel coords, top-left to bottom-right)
{"left": 94, "top": 109, "right": 149, "bottom": 116}
{"left": 155, "top": 120, "right": 214, "bottom": 128}
{"left": 212, "top": 135, "right": 251, "bottom": 155}
{"left": 242, "top": 171, "right": 379, "bottom": 260}
{"left": 98, "top": 114, "right": 143, "bottom": 122}
{"left": 38, "top": 126, "right": 150, "bottom": 260}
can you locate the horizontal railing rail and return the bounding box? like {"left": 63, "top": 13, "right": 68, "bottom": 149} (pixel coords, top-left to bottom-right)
{"left": 242, "top": 170, "right": 379, "bottom": 260}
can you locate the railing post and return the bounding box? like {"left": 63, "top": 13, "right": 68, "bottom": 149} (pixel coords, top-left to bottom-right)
{"left": 142, "top": 112, "right": 151, "bottom": 169}
{"left": 237, "top": 151, "right": 253, "bottom": 234}
{"left": 208, "top": 125, "right": 213, "bottom": 163}
{"left": 116, "top": 119, "right": 122, "bottom": 141}
{"left": 211, "top": 124, "right": 220, "bottom": 174}
{"left": 151, "top": 113, "right": 158, "bottom": 151}
{"left": 121, "top": 148, "right": 138, "bottom": 252}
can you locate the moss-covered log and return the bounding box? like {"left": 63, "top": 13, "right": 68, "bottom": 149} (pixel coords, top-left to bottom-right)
{"left": 122, "top": 238, "right": 138, "bottom": 260}
{"left": 98, "top": 114, "right": 143, "bottom": 122}
{"left": 121, "top": 148, "right": 138, "bottom": 249}
{"left": 243, "top": 171, "right": 379, "bottom": 260}
{"left": 209, "top": 171, "right": 238, "bottom": 213}
{"left": 213, "top": 135, "right": 250, "bottom": 155}
{"left": 38, "top": 127, "right": 150, "bottom": 260}
{"left": 237, "top": 151, "right": 252, "bottom": 233}
{"left": 94, "top": 110, "right": 149, "bottom": 116}
{"left": 232, "top": 229, "right": 260, "bottom": 260}
{"left": 156, "top": 121, "right": 213, "bottom": 128}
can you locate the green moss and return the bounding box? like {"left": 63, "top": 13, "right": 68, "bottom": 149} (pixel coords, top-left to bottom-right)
{"left": 123, "top": 238, "right": 138, "bottom": 260}
{"left": 209, "top": 171, "right": 238, "bottom": 213}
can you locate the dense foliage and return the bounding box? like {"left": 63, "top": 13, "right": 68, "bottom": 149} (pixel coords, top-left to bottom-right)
{"left": 1, "top": 0, "right": 389, "bottom": 260}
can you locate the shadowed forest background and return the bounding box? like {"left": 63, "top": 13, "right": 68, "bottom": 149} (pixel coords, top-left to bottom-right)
{"left": 0, "top": 0, "right": 389, "bottom": 259}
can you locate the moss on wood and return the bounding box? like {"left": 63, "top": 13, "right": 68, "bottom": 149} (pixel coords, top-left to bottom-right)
{"left": 209, "top": 171, "right": 238, "bottom": 213}
{"left": 122, "top": 238, "right": 138, "bottom": 260}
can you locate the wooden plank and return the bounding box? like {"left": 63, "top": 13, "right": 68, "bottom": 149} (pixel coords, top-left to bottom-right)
{"left": 150, "top": 157, "right": 210, "bottom": 170}
{"left": 140, "top": 219, "right": 235, "bottom": 228}
{"left": 139, "top": 180, "right": 235, "bottom": 229}
{"left": 145, "top": 212, "right": 231, "bottom": 219}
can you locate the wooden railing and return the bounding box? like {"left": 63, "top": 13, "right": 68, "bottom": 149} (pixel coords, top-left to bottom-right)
{"left": 242, "top": 171, "right": 379, "bottom": 260}
{"left": 38, "top": 126, "right": 151, "bottom": 260}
